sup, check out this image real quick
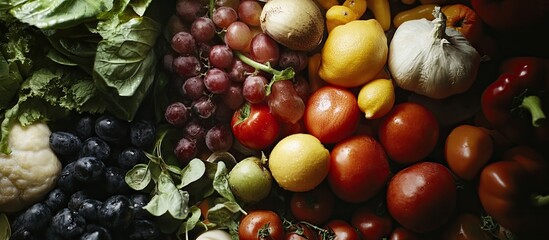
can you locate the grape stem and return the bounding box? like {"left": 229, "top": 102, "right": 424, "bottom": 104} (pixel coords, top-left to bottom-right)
{"left": 233, "top": 51, "right": 295, "bottom": 95}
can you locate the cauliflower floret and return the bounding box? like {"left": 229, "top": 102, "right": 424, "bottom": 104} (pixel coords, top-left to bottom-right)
{"left": 0, "top": 122, "right": 62, "bottom": 213}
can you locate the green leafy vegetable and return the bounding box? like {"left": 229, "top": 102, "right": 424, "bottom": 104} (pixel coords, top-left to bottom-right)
{"left": 213, "top": 161, "right": 236, "bottom": 202}
{"left": 125, "top": 163, "right": 151, "bottom": 190}
{"left": 178, "top": 159, "right": 206, "bottom": 188}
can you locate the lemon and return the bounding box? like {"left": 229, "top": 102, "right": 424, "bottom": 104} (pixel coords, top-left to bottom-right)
{"left": 357, "top": 78, "right": 395, "bottom": 119}
{"left": 319, "top": 19, "right": 388, "bottom": 88}
{"left": 268, "top": 134, "right": 330, "bottom": 192}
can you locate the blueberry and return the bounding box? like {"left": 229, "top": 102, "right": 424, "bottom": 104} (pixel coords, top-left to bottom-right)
{"left": 99, "top": 195, "right": 134, "bottom": 230}
{"left": 57, "top": 162, "right": 84, "bottom": 193}
{"left": 80, "top": 137, "right": 111, "bottom": 161}
{"left": 104, "top": 167, "right": 131, "bottom": 195}
{"left": 74, "top": 157, "right": 106, "bottom": 182}
{"left": 50, "top": 208, "right": 86, "bottom": 238}
{"left": 128, "top": 220, "right": 160, "bottom": 240}
{"left": 10, "top": 228, "right": 37, "bottom": 240}
{"left": 68, "top": 190, "right": 93, "bottom": 211}
{"left": 129, "top": 194, "right": 151, "bottom": 220}
{"left": 117, "top": 147, "right": 147, "bottom": 170}
{"left": 130, "top": 120, "right": 156, "bottom": 148}
{"left": 95, "top": 115, "right": 129, "bottom": 144}
{"left": 81, "top": 224, "right": 112, "bottom": 240}
{"left": 76, "top": 115, "right": 95, "bottom": 140}
{"left": 12, "top": 203, "right": 51, "bottom": 233}
{"left": 44, "top": 188, "right": 68, "bottom": 213}
{"left": 49, "top": 132, "right": 82, "bottom": 156}
{"left": 78, "top": 199, "right": 103, "bottom": 222}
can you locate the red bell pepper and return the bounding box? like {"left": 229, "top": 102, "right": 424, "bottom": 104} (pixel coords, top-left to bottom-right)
{"left": 481, "top": 57, "right": 549, "bottom": 150}
{"left": 470, "top": 0, "right": 549, "bottom": 31}
{"left": 478, "top": 146, "right": 549, "bottom": 237}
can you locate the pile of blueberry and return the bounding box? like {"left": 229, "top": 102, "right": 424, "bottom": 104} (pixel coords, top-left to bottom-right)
{"left": 10, "top": 114, "right": 163, "bottom": 240}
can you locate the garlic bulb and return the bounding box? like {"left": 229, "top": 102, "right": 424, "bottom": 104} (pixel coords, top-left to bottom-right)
{"left": 260, "top": 0, "right": 325, "bottom": 52}
{"left": 388, "top": 6, "right": 480, "bottom": 99}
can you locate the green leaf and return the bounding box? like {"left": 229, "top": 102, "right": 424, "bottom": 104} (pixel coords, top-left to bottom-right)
{"left": 9, "top": 0, "right": 115, "bottom": 29}
{"left": 213, "top": 161, "right": 236, "bottom": 202}
{"left": 164, "top": 189, "right": 189, "bottom": 220}
{"left": 129, "top": 0, "right": 152, "bottom": 16}
{"left": 124, "top": 163, "right": 151, "bottom": 190}
{"left": 0, "top": 213, "right": 10, "bottom": 240}
{"left": 178, "top": 158, "right": 206, "bottom": 188}
{"left": 157, "top": 171, "right": 177, "bottom": 194}
{"left": 177, "top": 205, "right": 202, "bottom": 236}
{"left": 142, "top": 193, "right": 169, "bottom": 217}
{"left": 166, "top": 164, "right": 181, "bottom": 176}
{"left": 207, "top": 200, "right": 243, "bottom": 229}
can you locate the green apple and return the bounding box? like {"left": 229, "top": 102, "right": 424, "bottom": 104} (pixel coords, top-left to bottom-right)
{"left": 228, "top": 156, "right": 272, "bottom": 204}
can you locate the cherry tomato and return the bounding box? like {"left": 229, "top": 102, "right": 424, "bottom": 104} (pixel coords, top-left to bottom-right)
{"left": 378, "top": 102, "right": 439, "bottom": 165}
{"left": 328, "top": 135, "right": 391, "bottom": 203}
{"left": 285, "top": 223, "right": 319, "bottom": 240}
{"left": 325, "top": 219, "right": 361, "bottom": 240}
{"left": 445, "top": 125, "right": 493, "bottom": 180}
{"left": 290, "top": 184, "right": 335, "bottom": 225}
{"left": 239, "top": 210, "right": 284, "bottom": 240}
{"left": 389, "top": 227, "right": 422, "bottom": 240}
{"left": 231, "top": 103, "right": 280, "bottom": 150}
{"left": 351, "top": 207, "right": 393, "bottom": 240}
{"left": 441, "top": 213, "right": 492, "bottom": 240}
{"left": 386, "top": 162, "right": 457, "bottom": 233}
{"left": 303, "top": 85, "right": 360, "bottom": 144}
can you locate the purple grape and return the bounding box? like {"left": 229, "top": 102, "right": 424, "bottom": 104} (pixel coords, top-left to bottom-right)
{"left": 171, "top": 31, "right": 197, "bottom": 55}
{"left": 173, "top": 55, "right": 201, "bottom": 78}
{"left": 204, "top": 68, "right": 230, "bottom": 94}
{"left": 174, "top": 137, "right": 197, "bottom": 163}
{"left": 165, "top": 102, "right": 190, "bottom": 126}
{"left": 191, "top": 17, "right": 216, "bottom": 43}
{"left": 229, "top": 59, "right": 255, "bottom": 82}
{"left": 209, "top": 45, "right": 234, "bottom": 69}
{"left": 192, "top": 97, "right": 217, "bottom": 119}
{"left": 242, "top": 75, "right": 268, "bottom": 104}
{"left": 182, "top": 76, "right": 206, "bottom": 100}
{"left": 205, "top": 124, "right": 233, "bottom": 152}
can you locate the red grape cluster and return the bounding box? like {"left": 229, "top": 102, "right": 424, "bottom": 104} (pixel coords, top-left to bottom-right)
{"left": 163, "top": 0, "right": 311, "bottom": 163}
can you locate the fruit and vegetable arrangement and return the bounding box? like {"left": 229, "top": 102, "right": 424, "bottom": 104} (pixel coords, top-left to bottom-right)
{"left": 1, "top": 0, "right": 548, "bottom": 239}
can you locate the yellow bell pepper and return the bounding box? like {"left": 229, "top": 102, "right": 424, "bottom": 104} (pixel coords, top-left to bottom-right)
{"left": 368, "top": 0, "right": 391, "bottom": 31}
{"left": 326, "top": 5, "right": 358, "bottom": 32}
{"left": 393, "top": 4, "right": 436, "bottom": 28}
{"left": 343, "top": 0, "right": 367, "bottom": 18}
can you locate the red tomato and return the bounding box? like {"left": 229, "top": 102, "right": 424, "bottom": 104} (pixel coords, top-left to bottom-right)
{"left": 378, "top": 102, "right": 439, "bottom": 165}
{"left": 290, "top": 184, "right": 335, "bottom": 225}
{"left": 239, "top": 210, "right": 284, "bottom": 240}
{"left": 386, "top": 162, "right": 457, "bottom": 233}
{"left": 441, "top": 213, "right": 492, "bottom": 240}
{"left": 285, "top": 223, "right": 319, "bottom": 240}
{"left": 303, "top": 85, "right": 360, "bottom": 144}
{"left": 325, "top": 219, "right": 361, "bottom": 240}
{"left": 231, "top": 103, "right": 280, "bottom": 150}
{"left": 445, "top": 125, "right": 493, "bottom": 181}
{"left": 351, "top": 207, "right": 393, "bottom": 240}
{"left": 389, "top": 227, "right": 422, "bottom": 240}
{"left": 328, "top": 135, "right": 391, "bottom": 203}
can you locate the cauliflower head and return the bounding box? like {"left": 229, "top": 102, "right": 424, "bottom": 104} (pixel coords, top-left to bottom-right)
{"left": 0, "top": 122, "right": 62, "bottom": 213}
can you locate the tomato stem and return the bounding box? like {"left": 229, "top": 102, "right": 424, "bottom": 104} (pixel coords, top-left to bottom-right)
{"left": 532, "top": 193, "right": 549, "bottom": 207}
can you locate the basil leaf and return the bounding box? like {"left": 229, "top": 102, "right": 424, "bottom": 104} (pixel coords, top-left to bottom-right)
{"left": 177, "top": 206, "right": 202, "bottom": 235}
{"left": 0, "top": 213, "right": 10, "bottom": 240}
{"left": 207, "top": 200, "right": 242, "bottom": 229}
{"left": 178, "top": 158, "right": 206, "bottom": 188}
{"left": 166, "top": 164, "right": 181, "bottom": 176}
{"left": 129, "top": 0, "right": 152, "bottom": 16}
{"left": 142, "top": 193, "right": 168, "bottom": 217}
{"left": 124, "top": 163, "right": 151, "bottom": 190}
{"left": 165, "top": 189, "right": 189, "bottom": 220}
{"left": 213, "top": 161, "right": 236, "bottom": 202}
{"left": 157, "top": 171, "right": 177, "bottom": 194}
{"left": 10, "top": 0, "right": 115, "bottom": 29}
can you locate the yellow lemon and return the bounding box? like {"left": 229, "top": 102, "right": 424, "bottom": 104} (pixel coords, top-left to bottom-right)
{"left": 268, "top": 134, "right": 330, "bottom": 192}
{"left": 319, "top": 19, "right": 388, "bottom": 88}
{"left": 357, "top": 78, "right": 395, "bottom": 119}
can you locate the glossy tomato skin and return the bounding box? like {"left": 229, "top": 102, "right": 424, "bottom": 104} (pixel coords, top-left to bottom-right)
{"left": 441, "top": 213, "right": 492, "bottom": 240}
{"left": 351, "top": 207, "right": 393, "bottom": 240}
{"left": 325, "top": 219, "right": 361, "bottom": 240}
{"left": 378, "top": 102, "right": 439, "bottom": 165}
{"left": 231, "top": 103, "right": 280, "bottom": 150}
{"left": 445, "top": 125, "right": 493, "bottom": 180}
{"left": 386, "top": 162, "right": 457, "bottom": 233}
{"left": 304, "top": 85, "right": 360, "bottom": 144}
{"left": 285, "top": 223, "right": 319, "bottom": 240}
{"left": 290, "top": 184, "right": 335, "bottom": 225}
{"left": 239, "top": 210, "right": 284, "bottom": 240}
{"left": 328, "top": 135, "right": 391, "bottom": 203}
{"left": 389, "top": 227, "right": 422, "bottom": 240}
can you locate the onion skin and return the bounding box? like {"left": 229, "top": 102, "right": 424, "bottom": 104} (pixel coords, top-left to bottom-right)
{"left": 260, "top": 0, "right": 325, "bottom": 52}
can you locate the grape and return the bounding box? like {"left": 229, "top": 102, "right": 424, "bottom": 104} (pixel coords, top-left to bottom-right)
{"left": 44, "top": 188, "right": 68, "bottom": 213}
{"left": 164, "top": 102, "right": 190, "bottom": 126}
{"left": 167, "top": 15, "right": 189, "bottom": 37}
{"left": 129, "top": 194, "right": 152, "bottom": 220}
{"left": 99, "top": 195, "right": 134, "bottom": 230}
{"left": 130, "top": 120, "right": 156, "bottom": 148}
{"left": 117, "top": 147, "right": 147, "bottom": 170}
{"left": 250, "top": 33, "right": 280, "bottom": 66}
{"left": 182, "top": 76, "right": 206, "bottom": 100}
{"left": 209, "top": 45, "right": 234, "bottom": 69}
{"left": 73, "top": 156, "right": 106, "bottom": 183}
{"left": 191, "top": 17, "right": 216, "bottom": 43}
{"left": 216, "top": 0, "right": 239, "bottom": 9}
{"left": 204, "top": 68, "right": 231, "bottom": 94}
{"left": 11, "top": 203, "right": 52, "bottom": 233}
{"left": 225, "top": 21, "right": 252, "bottom": 51}
{"left": 80, "top": 137, "right": 111, "bottom": 162}
{"left": 173, "top": 55, "right": 201, "bottom": 78}
{"left": 205, "top": 124, "right": 233, "bottom": 152}
{"left": 171, "top": 31, "right": 196, "bottom": 55}
{"left": 293, "top": 75, "right": 311, "bottom": 102}
{"left": 103, "top": 167, "right": 131, "bottom": 195}
{"left": 267, "top": 80, "right": 305, "bottom": 124}
{"left": 192, "top": 96, "right": 217, "bottom": 119}
{"left": 229, "top": 59, "right": 255, "bottom": 82}
{"left": 238, "top": 0, "right": 262, "bottom": 27}
{"left": 49, "top": 132, "right": 82, "bottom": 156}
{"left": 78, "top": 199, "right": 102, "bottom": 222}
{"left": 127, "top": 220, "right": 161, "bottom": 239}
{"left": 243, "top": 75, "right": 268, "bottom": 104}
{"left": 75, "top": 115, "right": 95, "bottom": 140}
{"left": 176, "top": 0, "right": 207, "bottom": 23}
{"left": 95, "top": 115, "right": 129, "bottom": 144}
{"left": 213, "top": 6, "right": 238, "bottom": 28}
{"left": 222, "top": 82, "right": 245, "bottom": 110}
{"left": 279, "top": 48, "right": 308, "bottom": 72}
{"left": 174, "top": 137, "right": 197, "bottom": 163}
{"left": 184, "top": 121, "right": 207, "bottom": 142}
{"left": 198, "top": 42, "right": 213, "bottom": 60}
{"left": 51, "top": 208, "right": 86, "bottom": 238}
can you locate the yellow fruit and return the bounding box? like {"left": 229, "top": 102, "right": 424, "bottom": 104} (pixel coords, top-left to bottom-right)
{"left": 315, "top": 0, "right": 339, "bottom": 10}
{"left": 307, "top": 53, "right": 327, "bottom": 92}
{"left": 268, "top": 134, "right": 330, "bottom": 192}
{"left": 343, "top": 0, "right": 367, "bottom": 17}
{"left": 357, "top": 78, "right": 395, "bottom": 119}
{"left": 325, "top": 5, "right": 358, "bottom": 33}
{"left": 319, "top": 20, "right": 388, "bottom": 88}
